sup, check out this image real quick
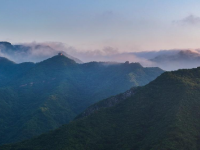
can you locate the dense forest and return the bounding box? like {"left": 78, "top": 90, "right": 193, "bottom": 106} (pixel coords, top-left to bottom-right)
{"left": 0, "top": 54, "right": 163, "bottom": 144}
{"left": 2, "top": 67, "right": 200, "bottom": 149}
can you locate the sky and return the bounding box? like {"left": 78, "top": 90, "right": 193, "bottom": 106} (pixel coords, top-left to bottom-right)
{"left": 1, "top": 0, "right": 200, "bottom": 52}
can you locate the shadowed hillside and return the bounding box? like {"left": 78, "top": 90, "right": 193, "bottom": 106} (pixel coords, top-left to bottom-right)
{"left": 2, "top": 67, "right": 200, "bottom": 149}
{"left": 0, "top": 54, "right": 163, "bottom": 145}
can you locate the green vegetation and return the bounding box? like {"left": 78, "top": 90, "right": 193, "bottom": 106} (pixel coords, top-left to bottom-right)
{"left": 2, "top": 67, "right": 200, "bottom": 149}
{"left": 0, "top": 57, "right": 35, "bottom": 87}
{"left": 0, "top": 54, "right": 163, "bottom": 145}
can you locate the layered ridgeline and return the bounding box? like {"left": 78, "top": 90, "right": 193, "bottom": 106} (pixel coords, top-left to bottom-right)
{"left": 0, "top": 54, "right": 163, "bottom": 145}
{"left": 3, "top": 67, "right": 200, "bottom": 150}
{"left": 0, "top": 41, "right": 83, "bottom": 63}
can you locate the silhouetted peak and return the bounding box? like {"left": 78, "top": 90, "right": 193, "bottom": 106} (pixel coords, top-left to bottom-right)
{"left": 38, "top": 54, "right": 77, "bottom": 67}
{"left": 0, "top": 57, "right": 15, "bottom": 66}
{"left": 0, "top": 41, "right": 12, "bottom": 46}
{"left": 0, "top": 42, "right": 14, "bottom": 49}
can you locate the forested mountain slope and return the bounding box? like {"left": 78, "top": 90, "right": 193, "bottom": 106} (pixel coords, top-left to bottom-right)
{"left": 2, "top": 67, "right": 200, "bottom": 150}
{"left": 0, "top": 54, "right": 163, "bottom": 144}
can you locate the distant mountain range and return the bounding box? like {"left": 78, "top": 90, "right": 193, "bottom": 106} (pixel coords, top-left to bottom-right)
{"left": 150, "top": 50, "right": 200, "bottom": 70}
{"left": 0, "top": 53, "right": 163, "bottom": 145}
{"left": 2, "top": 41, "right": 200, "bottom": 71}
{"left": 3, "top": 66, "right": 200, "bottom": 150}
{"left": 0, "top": 41, "right": 82, "bottom": 63}
{"left": 133, "top": 49, "right": 200, "bottom": 70}
{"left": 132, "top": 49, "right": 180, "bottom": 60}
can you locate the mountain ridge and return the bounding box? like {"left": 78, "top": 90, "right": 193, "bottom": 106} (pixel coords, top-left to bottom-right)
{"left": 0, "top": 54, "right": 163, "bottom": 145}
{"left": 2, "top": 67, "right": 200, "bottom": 149}
{"left": 0, "top": 41, "right": 83, "bottom": 63}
